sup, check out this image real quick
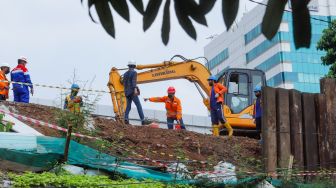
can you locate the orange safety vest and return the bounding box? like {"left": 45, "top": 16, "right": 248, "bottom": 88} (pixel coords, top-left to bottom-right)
{"left": 149, "top": 96, "right": 182, "bottom": 120}
{"left": 209, "top": 83, "right": 227, "bottom": 103}
{"left": 0, "top": 70, "right": 9, "bottom": 99}
{"left": 66, "top": 95, "right": 81, "bottom": 113}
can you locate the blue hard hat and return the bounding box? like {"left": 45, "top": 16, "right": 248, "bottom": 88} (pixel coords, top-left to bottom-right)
{"left": 254, "top": 85, "right": 261, "bottom": 92}
{"left": 71, "top": 84, "right": 80, "bottom": 89}
{"left": 207, "top": 75, "right": 217, "bottom": 81}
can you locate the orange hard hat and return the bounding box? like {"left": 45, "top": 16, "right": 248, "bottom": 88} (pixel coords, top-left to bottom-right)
{"left": 167, "top": 86, "right": 176, "bottom": 94}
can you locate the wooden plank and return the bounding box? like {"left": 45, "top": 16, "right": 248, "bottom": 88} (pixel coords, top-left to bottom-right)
{"left": 302, "top": 93, "right": 319, "bottom": 172}
{"left": 289, "top": 90, "right": 304, "bottom": 169}
{"left": 314, "top": 94, "right": 328, "bottom": 169}
{"left": 262, "top": 87, "right": 277, "bottom": 174}
{"left": 276, "top": 88, "right": 291, "bottom": 169}
{"left": 320, "top": 78, "right": 336, "bottom": 169}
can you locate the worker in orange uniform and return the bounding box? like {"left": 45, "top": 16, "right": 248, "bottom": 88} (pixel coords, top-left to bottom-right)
{"left": 0, "top": 63, "right": 10, "bottom": 101}
{"left": 207, "top": 75, "right": 233, "bottom": 137}
{"left": 144, "top": 87, "right": 186, "bottom": 130}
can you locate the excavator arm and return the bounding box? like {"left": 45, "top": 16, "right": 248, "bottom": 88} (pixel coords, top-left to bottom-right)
{"left": 107, "top": 60, "right": 212, "bottom": 121}
{"left": 108, "top": 59, "right": 256, "bottom": 131}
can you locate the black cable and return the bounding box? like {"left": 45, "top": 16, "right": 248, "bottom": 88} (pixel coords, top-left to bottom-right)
{"left": 248, "top": 0, "right": 332, "bottom": 24}
{"left": 169, "top": 55, "right": 189, "bottom": 62}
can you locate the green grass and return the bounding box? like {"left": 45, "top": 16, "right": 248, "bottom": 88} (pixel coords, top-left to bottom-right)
{"left": 8, "top": 172, "right": 194, "bottom": 188}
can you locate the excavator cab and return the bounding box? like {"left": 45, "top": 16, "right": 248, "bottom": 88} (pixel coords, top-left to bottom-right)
{"left": 217, "top": 68, "right": 266, "bottom": 129}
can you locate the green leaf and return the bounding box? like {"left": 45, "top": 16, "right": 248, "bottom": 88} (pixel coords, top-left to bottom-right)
{"left": 199, "top": 0, "right": 217, "bottom": 14}
{"left": 222, "top": 0, "right": 239, "bottom": 30}
{"left": 130, "top": 0, "right": 144, "bottom": 14}
{"left": 94, "top": 0, "right": 115, "bottom": 38}
{"left": 174, "top": 1, "right": 197, "bottom": 39}
{"left": 161, "top": 0, "right": 171, "bottom": 45}
{"left": 109, "top": 0, "right": 130, "bottom": 22}
{"left": 87, "top": 0, "right": 97, "bottom": 23}
{"left": 261, "top": 0, "right": 287, "bottom": 40}
{"left": 291, "top": 0, "right": 311, "bottom": 48}
{"left": 143, "top": 0, "right": 163, "bottom": 31}
{"left": 177, "top": 0, "right": 207, "bottom": 26}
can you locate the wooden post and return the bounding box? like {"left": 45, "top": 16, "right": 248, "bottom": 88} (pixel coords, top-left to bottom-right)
{"left": 286, "top": 155, "right": 294, "bottom": 181}
{"left": 63, "top": 125, "right": 73, "bottom": 162}
{"left": 289, "top": 90, "right": 304, "bottom": 169}
{"left": 320, "top": 78, "right": 336, "bottom": 169}
{"left": 262, "top": 87, "right": 277, "bottom": 174}
{"left": 302, "top": 93, "right": 319, "bottom": 172}
{"left": 276, "top": 88, "right": 291, "bottom": 169}
{"left": 315, "top": 94, "right": 328, "bottom": 169}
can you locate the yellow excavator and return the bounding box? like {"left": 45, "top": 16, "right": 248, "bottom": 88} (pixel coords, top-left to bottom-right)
{"left": 107, "top": 56, "right": 266, "bottom": 132}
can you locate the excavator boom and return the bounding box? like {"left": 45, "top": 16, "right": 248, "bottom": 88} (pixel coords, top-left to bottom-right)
{"left": 108, "top": 59, "right": 262, "bottom": 130}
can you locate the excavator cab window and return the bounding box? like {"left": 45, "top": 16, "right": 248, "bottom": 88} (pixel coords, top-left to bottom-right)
{"left": 226, "top": 73, "right": 249, "bottom": 113}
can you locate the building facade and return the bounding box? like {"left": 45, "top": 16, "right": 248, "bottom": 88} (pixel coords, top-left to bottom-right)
{"left": 204, "top": 0, "right": 336, "bottom": 93}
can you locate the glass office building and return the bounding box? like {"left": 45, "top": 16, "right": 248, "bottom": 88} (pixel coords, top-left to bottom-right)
{"left": 204, "top": 0, "right": 336, "bottom": 93}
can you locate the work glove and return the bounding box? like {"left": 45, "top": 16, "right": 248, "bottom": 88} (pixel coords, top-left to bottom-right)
{"left": 30, "top": 88, "right": 34, "bottom": 96}
{"left": 74, "top": 96, "right": 82, "bottom": 103}
{"left": 215, "top": 93, "right": 219, "bottom": 98}
{"left": 176, "top": 119, "right": 181, "bottom": 125}
{"left": 144, "top": 98, "right": 149, "bottom": 102}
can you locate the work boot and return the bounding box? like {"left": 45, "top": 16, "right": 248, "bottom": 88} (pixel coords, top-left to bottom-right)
{"left": 212, "top": 125, "right": 219, "bottom": 136}
{"left": 223, "top": 122, "right": 233, "bottom": 137}
{"left": 141, "top": 119, "right": 152, "bottom": 125}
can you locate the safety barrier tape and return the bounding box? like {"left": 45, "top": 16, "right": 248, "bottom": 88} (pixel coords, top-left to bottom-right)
{"left": 191, "top": 170, "right": 336, "bottom": 177}
{"left": 0, "top": 109, "right": 98, "bottom": 140}
{"left": 0, "top": 81, "right": 215, "bottom": 165}
{"left": 4, "top": 107, "right": 335, "bottom": 176}
{"left": 0, "top": 80, "right": 112, "bottom": 94}
{"left": 266, "top": 171, "right": 336, "bottom": 177}
{"left": 0, "top": 109, "right": 169, "bottom": 167}
{"left": 113, "top": 144, "right": 168, "bottom": 167}
{"left": 105, "top": 141, "right": 213, "bottom": 166}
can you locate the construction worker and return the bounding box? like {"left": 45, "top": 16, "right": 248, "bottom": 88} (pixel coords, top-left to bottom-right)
{"left": 207, "top": 75, "right": 233, "bottom": 137}
{"left": 11, "top": 57, "right": 33, "bottom": 103}
{"left": 253, "top": 85, "right": 262, "bottom": 141}
{"left": 123, "top": 60, "right": 146, "bottom": 125}
{"left": 0, "top": 63, "right": 10, "bottom": 101}
{"left": 144, "top": 87, "right": 186, "bottom": 130}
{"left": 64, "top": 84, "right": 83, "bottom": 113}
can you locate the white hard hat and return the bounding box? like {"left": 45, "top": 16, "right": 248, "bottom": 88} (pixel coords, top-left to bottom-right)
{"left": 18, "top": 56, "right": 28, "bottom": 63}
{"left": 1, "top": 63, "right": 10, "bottom": 68}
{"left": 128, "top": 60, "right": 136, "bottom": 66}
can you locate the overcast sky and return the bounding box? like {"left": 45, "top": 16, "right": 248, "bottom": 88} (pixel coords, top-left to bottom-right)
{"left": 0, "top": 0, "right": 256, "bottom": 116}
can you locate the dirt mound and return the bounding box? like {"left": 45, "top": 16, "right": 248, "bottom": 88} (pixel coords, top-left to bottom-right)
{"left": 1, "top": 101, "right": 262, "bottom": 172}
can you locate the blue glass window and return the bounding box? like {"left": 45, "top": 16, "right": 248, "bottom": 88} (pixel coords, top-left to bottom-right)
{"left": 244, "top": 25, "right": 261, "bottom": 45}
{"left": 256, "top": 52, "right": 282, "bottom": 72}
{"left": 206, "top": 48, "right": 229, "bottom": 69}
{"left": 246, "top": 34, "right": 280, "bottom": 63}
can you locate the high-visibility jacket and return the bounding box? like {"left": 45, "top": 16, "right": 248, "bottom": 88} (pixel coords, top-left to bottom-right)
{"left": 0, "top": 70, "right": 9, "bottom": 99}
{"left": 209, "top": 83, "right": 227, "bottom": 103}
{"left": 149, "top": 96, "right": 182, "bottom": 120}
{"left": 65, "top": 95, "right": 82, "bottom": 113}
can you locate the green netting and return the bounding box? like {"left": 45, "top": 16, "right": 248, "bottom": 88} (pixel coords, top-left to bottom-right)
{"left": 0, "top": 135, "right": 259, "bottom": 185}
{"left": 38, "top": 136, "right": 176, "bottom": 181}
